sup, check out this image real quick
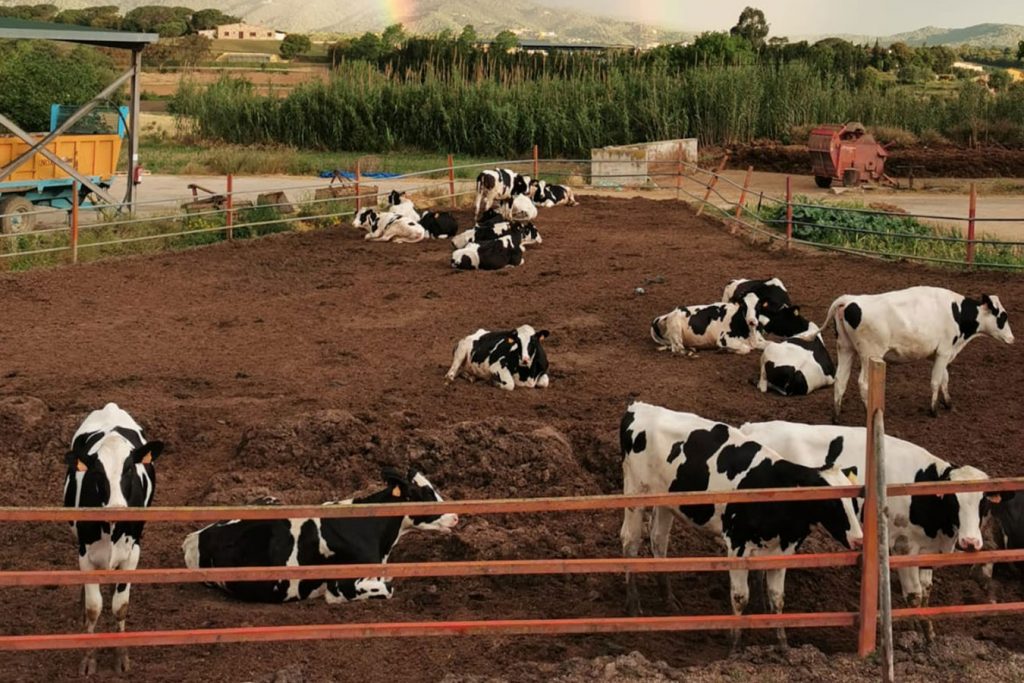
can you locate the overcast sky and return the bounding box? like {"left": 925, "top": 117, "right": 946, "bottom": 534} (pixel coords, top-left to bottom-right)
{"left": 541, "top": 1, "right": 1024, "bottom": 37}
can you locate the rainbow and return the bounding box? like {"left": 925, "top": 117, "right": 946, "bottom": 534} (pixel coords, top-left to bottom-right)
{"left": 379, "top": 0, "right": 416, "bottom": 24}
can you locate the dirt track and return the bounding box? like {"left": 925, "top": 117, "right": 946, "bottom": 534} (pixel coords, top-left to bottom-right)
{"left": 1, "top": 196, "right": 1023, "bottom": 682}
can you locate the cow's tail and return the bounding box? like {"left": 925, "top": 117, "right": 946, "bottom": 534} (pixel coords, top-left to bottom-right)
{"left": 650, "top": 317, "right": 670, "bottom": 347}
{"left": 820, "top": 297, "right": 848, "bottom": 335}
{"left": 182, "top": 530, "right": 201, "bottom": 569}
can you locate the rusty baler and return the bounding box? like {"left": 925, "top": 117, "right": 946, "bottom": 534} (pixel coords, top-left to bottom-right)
{"left": 808, "top": 122, "right": 895, "bottom": 189}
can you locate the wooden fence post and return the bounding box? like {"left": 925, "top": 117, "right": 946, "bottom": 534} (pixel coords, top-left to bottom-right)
{"left": 735, "top": 165, "right": 754, "bottom": 220}
{"left": 448, "top": 154, "right": 456, "bottom": 209}
{"left": 70, "top": 180, "right": 79, "bottom": 264}
{"left": 858, "top": 358, "right": 886, "bottom": 658}
{"left": 226, "top": 174, "right": 234, "bottom": 240}
{"left": 785, "top": 176, "right": 794, "bottom": 248}
{"left": 675, "top": 142, "right": 683, "bottom": 201}
{"left": 695, "top": 154, "right": 728, "bottom": 217}
{"left": 966, "top": 183, "right": 977, "bottom": 266}
{"left": 532, "top": 145, "right": 539, "bottom": 179}
{"left": 355, "top": 159, "right": 362, "bottom": 213}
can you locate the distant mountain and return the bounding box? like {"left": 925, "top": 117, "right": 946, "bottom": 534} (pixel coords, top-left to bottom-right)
{"left": 0, "top": 0, "right": 692, "bottom": 44}
{"left": 792, "top": 23, "right": 1024, "bottom": 48}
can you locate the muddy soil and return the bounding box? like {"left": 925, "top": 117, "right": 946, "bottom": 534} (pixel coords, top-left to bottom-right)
{"left": 0, "top": 196, "right": 1022, "bottom": 682}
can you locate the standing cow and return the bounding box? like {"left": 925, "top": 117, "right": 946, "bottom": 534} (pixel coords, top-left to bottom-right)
{"left": 620, "top": 402, "right": 862, "bottom": 650}
{"left": 445, "top": 325, "right": 550, "bottom": 390}
{"left": 63, "top": 403, "right": 164, "bottom": 675}
{"left": 474, "top": 169, "right": 531, "bottom": 220}
{"left": 824, "top": 286, "right": 1014, "bottom": 420}
{"left": 183, "top": 468, "right": 457, "bottom": 603}
{"left": 739, "top": 420, "right": 1009, "bottom": 641}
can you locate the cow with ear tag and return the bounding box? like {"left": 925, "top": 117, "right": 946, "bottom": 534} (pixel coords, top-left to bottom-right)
{"left": 63, "top": 403, "right": 164, "bottom": 675}
{"left": 445, "top": 324, "right": 551, "bottom": 390}
{"left": 182, "top": 467, "right": 458, "bottom": 604}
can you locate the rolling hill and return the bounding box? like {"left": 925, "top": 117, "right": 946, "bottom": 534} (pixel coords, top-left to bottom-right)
{"left": 795, "top": 23, "right": 1024, "bottom": 48}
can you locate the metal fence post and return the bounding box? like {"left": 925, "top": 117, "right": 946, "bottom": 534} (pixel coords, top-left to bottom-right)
{"left": 874, "top": 386, "right": 895, "bottom": 682}
{"left": 785, "top": 176, "right": 794, "bottom": 248}
{"left": 226, "top": 174, "right": 234, "bottom": 240}
{"left": 70, "top": 181, "right": 79, "bottom": 264}
{"left": 858, "top": 358, "right": 886, "bottom": 657}
{"left": 966, "top": 183, "right": 977, "bottom": 266}
{"left": 448, "top": 154, "right": 456, "bottom": 209}
{"left": 676, "top": 142, "right": 683, "bottom": 201}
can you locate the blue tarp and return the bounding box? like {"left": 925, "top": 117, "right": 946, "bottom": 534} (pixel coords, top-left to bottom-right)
{"left": 318, "top": 170, "right": 402, "bottom": 179}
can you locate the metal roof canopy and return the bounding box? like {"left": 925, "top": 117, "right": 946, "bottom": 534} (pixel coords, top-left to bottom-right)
{"left": 0, "top": 18, "right": 158, "bottom": 211}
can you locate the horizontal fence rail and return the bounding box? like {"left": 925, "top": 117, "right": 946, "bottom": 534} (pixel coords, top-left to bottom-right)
{"left": 7, "top": 477, "right": 1023, "bottom": 522}
{"left": 0, "top": 613, "right": 861, "bottom": 651}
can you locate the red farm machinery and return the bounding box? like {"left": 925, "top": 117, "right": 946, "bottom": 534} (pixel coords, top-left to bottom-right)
{"left": 808, "top": 122, "right": 896, "bottom": 189}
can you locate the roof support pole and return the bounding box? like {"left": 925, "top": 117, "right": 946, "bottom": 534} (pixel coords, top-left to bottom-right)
{"left": 125, "top": 47, "right": 142, "bottom": 210}
{"left": 0, "top": 66, "right": 134, "bottom": 184}
{"left": 0, "top": 114, "right": 116, "bottom": 204}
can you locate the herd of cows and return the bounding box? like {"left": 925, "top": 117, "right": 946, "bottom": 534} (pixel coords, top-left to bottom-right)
{"left": 58, "top": 167, "right": 1024, "bottom": 674}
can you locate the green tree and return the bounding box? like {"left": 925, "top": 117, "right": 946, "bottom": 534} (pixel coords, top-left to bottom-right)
{"left": 729, "top": 6, "right": 769, "bottom": 49}
{"left": 0, "top": 42, "right": 117, "bottom": 131}
{"left": 381, "top": 23, "right": 406, "bottom": 50}
{"left": 280, "top": 33, "right": 312, "bottom": 60}
{"left": 123, "top": 6, "right": 191, "bottom": 35}
{"left": 457, "top": 24, "right": 478, "bottom": 53}
{"left": 491, "top": 29, "right": 519, "bottom": 53}
{"left": 1018, "top": 40, "right": 1024, "bottom": 62}
{"left": 349, "top": 32, "right": 382, "bottom": 61}
{"left": 897, "top": 63, "right": 934, "bottom": 84}
{"left": 177, "top": 34, "right": 212, "bottom": 66}
{"left": 988, "top": 68, "right": 1012, "bottom": 91}
{"left": 191, "top": 9, "right": 241, "bottom": 31}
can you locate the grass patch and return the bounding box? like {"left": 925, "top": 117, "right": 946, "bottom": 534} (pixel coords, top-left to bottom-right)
{"left": 760, "top": 197, "right": 1024, "bottom": 268}
{"left": 140, "top": 137, "right": 498, "bottom": 178}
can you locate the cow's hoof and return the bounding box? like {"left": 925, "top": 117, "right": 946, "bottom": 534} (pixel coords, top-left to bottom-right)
{"left": 79, "top": 654, "right": 97, "bottom": 676}
{"left": 831, "top": 413, "right": 841, "bottom": 425}
{"left": 114, "top": 652, "right": 130, "bottom": 674}
{"left": 928, "top": 407, "right": 939, "bottom": 418}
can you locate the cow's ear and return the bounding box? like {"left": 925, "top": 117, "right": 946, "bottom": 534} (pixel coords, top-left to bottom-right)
{"left": 538, "top": 329, "right": 550, "bottom": 339}
{"left": 67, "top": 451, "right": 96, "bottom": 472}
{"left": 506, "top": 336, "right": 516, "bottom": 345}
{"left": 842, "top": 466, "right": 858, "bottom": 485}
{"left": 985, "top": 491, "right": 1010, "bottom": 504}
{"left": 131, "top": 441, "right": 164, "bottom": 465}
{"left": 381, "top": 467, "right": 409, "bottom": 497}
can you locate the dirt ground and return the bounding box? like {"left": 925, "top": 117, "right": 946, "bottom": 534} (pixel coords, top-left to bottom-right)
{"left": 1, "top": 196, "right": 1023, "bottom": 682}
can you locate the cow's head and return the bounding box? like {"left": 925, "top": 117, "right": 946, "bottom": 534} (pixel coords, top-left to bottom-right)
{"left": 650, "top": 311, "right": 679, "bottom": 347}
{"left": 511, "top": 174, "right": 531, "bottom": 197}
{"left": 515, "top": 223, "right": 542, "bottom": 246}
{"left": 764, "top": 305, "right": 812, "bottom": 337}
{"left": 512, "top": 324, "right": 548, "bottom": 368}
{"left": 65, "top": 431, "right": 164, "bottom": 509}
{"left": 381, "top": 467, "right": 458, "bottom": 533}
{"left": 352, "top": 208, "right": 378, "bottom": 231}
{"left": 500, "top": 194, "right": 538, "bottom": 224}
{"left": 387, "top": 190, "right": 407, "bottom": 207}
{"left": 980, "top": 294, "right": 1014, "bottom": 345}
{"left": 947, "top": 465, "right": 1008, "bottom": 551}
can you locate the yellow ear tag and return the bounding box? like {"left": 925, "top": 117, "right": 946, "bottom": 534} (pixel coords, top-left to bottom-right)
{"left": 506, "top": 337, "right": 515, "bottom": 344}
{"left": 141, "top": 453, "right": 153, "bottom": 465}
{"left": 391, "top": 485, "right": 402, "bottom": 497}
{"left": 988, "top": 494, "right": 1002, "bottom": 504}
{"left": 76, "top": 460, "right": 87, "bottom": 473}
{"left": 847, "top": 472, "right": 858, "bottom": 485}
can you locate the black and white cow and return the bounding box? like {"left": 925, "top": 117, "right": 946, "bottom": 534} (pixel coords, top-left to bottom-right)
{"left": 445, "top": 324, "right": 550, "bottom": 390}
{"left": 182, "top": 468, "right": 457, "bottom": 604}
{"left": 722, "top": 278, "right": 810, "bottom": 337}
{"left": 419, "top": 210, "right": 459, "bottom": 238}
{"left": 620, "top": 402, "right": 862, "bottom": 650}
{"left": 739, "top": 420, "right": 1008, "bottom": 640}
{"left": 63, "top": 403, "right": 164, "bottom": 675}
{"left": 474, "top": 168, "right": 531, "bottom": 220}
{"left": 386, "top": 190, "right": 419, "bottom": 222}
{"left": 451, "top": 222, "right": 541, "bottom": 250}
{"left": 986, "top": 495, "right": 1024, "bottom": 581}
{"left": 451, "top": 232, "right": 525, "bottom": 270}
{"left": 529, "top": 179, "right": 578, "bottom": 207}
{"left": 650, "top": 296, "right": 764, "bottom": 355}
{"left": 757, "top": 323, "right": 836, "bottom": 396}
{"left": 824, "top": 286, "right": 1014, "bottom": 420}
{"left": 353, "top": 208, "right": 427, "bottom": 243}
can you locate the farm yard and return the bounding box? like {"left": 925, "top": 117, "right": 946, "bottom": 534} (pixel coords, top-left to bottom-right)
{"left": 2, "top": 196, "right": 1024, "bottom": 680}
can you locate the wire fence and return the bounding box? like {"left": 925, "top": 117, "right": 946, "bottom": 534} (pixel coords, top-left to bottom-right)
{"left": 2, "top": 151, "right": 1024, "bottom": 270}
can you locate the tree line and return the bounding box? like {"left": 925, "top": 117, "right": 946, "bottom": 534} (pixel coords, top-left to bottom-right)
{"left": 0, "top": 3, "right": 240, "bottom": 37}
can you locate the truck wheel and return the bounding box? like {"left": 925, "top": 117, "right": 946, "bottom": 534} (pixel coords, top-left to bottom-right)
{"left": 0, "top": 196, "right": 35, "bottom": 234}
{"left": 814, "top": 176, "right": 833, "bottom": 189}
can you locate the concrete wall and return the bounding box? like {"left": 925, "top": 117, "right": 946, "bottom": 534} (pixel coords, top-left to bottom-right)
{"left": 590, "top": 139, "right": 698, "bottom": 187}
